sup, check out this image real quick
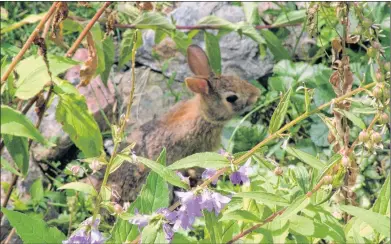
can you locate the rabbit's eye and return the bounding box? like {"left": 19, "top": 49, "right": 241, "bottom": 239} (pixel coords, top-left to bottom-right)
{"left": 226, "top": 95, "right": 238, "bottom": 103}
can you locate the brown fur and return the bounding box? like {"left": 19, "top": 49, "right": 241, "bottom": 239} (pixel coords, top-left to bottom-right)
{"left": 103, "top": 45, "right": 260, "bottom": 203}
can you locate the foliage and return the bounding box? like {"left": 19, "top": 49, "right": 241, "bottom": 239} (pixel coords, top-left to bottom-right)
{"left": 0, "top": 2, "right": 389, "bottom": 244}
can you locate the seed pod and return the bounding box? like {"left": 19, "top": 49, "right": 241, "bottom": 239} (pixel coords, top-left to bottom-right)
{"left": 372, "top": 86, "right": 383, "bottom": 99}
{"left": 384, "top": 62, "right": 391, "bottom": 72}
{"left": 274, "top": 167, "right": 283, "bottom": 176}
{"left": 379, "top": 113, "right": 389, "bottom": 125}
{"left": 376, "top": 71, "right": 384, "bottom": 83}
{"left": 359, "top": 131, "right": 370, "bottom": 142}
{"left": 371, "top": 132, "right": 382, "bottom": 144}
{"left": 342, "top": 156, "right": 350, "bottom": 167}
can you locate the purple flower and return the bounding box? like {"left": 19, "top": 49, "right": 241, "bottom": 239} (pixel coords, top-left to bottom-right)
{"left": 218, "top": 149, "right": 234, "bottom": 161}
{"left": 63, "top": 217, "right": 104, "bottom": 244}
{"left": 156, "top": 208, "right": 177, "bottom": 223}
{"left": 129, "top": 208, "right": 150, "bottom": 230}
{"left": 200, "top": 189, "right": 231, "bottom": 215}
{"left": 202, "top": 168, "right": 218, "bottom": 185}
{"left": 229, "top": 158, "right": 253, "bottom": 185}
{"left": 173, "top": 191, "right": 203, "bottom": 231}
{"left": 175, "top": 191, "right": 203, "bottom": 219}
{"left": 163, "top": 223, "right": 174, "bottom": 241}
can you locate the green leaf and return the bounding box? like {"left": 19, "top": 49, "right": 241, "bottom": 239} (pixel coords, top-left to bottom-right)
{"left": 333, "top": 108, "right": 366, "bottom": 130}
{"left": 133, "top": 12, "right": 175, "bottom": 30}
{"left": 154, "top": 29, "right": 167, "bottom": 45}
{"left": 1, "top": 208, "right": 66, "bottom": 243}
{"left": 260, "top": 29, "right": 291, "bottom": 61}
{"left": 273, "top": 10, "right": 306, "bottom": 25}
{"left": 109, "top": 149, "right": 170, "bottom": 243}
{"left": 242, "top": 2, "right": 259, "bottom": 25}
{"left": 3, "top": 135, "right": 29, "bottom": 176}
{"left": 101, "top": 36, "right": 115, "bottom": 86}
{"left": 14, "top": 55, "right": 79, "bottom": 100}
{"left": 204, "top": 32, "right": 222, "bottom": 75}
{"left": 276, "top": 195, "right": 310, "bottom": 221}
{"left": 289, "top": 215, "right": 315, "bottom": 236}
{"left": 204, "top": 210, "right": 223, "bottom": 243}
{"left": 197, "top": 16, "right": 237, "bottom": 30}
{"left": 121, "top": 155, "right": 189, "bottom": 189}
{"left": 309, "top": 121, "right": 329, "bottom": 147}
{"left": 291, "top": 165, "right": 310, "bottom": 193}
{"left": 168, "top": 152, "right": 229, "bottom": 170}
{"left": 340, "top": 205, "right": 390, "bottom": 238}
{"left": 118, "top": 30, "right": 143, "bottom": 69}
{"left": 141, "top": 221, "right": 167, "bottom": 244}
{"left": 172, "top": 31, "right": 192, "bottom": 54}
{"left": 285, "top": 147, "right": 326, "bottom": 170}
{"left": 56, "top": 92, "right": 103, "bottom": 158}
{"left": 30, "top": 178, "right": 44, "bottom": 203}
{"left": 372, "top": 175, "right": 390, "bottom": 215}
{"left": 90, "top": 23, "right": 105, "bottom": 74}
{"left": 58, "top": 182, "right": 97, "bottom": 196}
{"left": 237, "top": 23, "right": 265, "bottom": 44}
{"left": 0, "top": 156, "right": 22, "bottom": 176}
{"left": 1, "top": 105, "right": 48, "bottom": 144}
{"left": 0, "top": 13, "right": 45, "bottom": 34}
{"left": 268, "top": 87, "right": 292, "bottom": 134}
{"left": 130, "top": 149, "right": 170, "bottom": 214}
{"left": 233, "top": 191, "right": 289, "bottom": 206}
{"left": 220, "top": 209, "right": 262, "bottom": 223}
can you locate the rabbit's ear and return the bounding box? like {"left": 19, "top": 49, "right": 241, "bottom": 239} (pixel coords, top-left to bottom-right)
{"left": 185, "top": 77, "right": 209, "bottom": 94}
{"left": 187, "top": 45, "right": 211, "bottom": 76}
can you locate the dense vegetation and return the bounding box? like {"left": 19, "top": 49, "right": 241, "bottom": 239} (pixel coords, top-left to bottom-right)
{"left": 0, "top": 2, "right": 390, "bottom": 243}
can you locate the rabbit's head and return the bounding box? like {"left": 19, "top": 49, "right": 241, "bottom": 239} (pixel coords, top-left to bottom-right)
{"left": 185, "top": 45, "right": 260, "bottom": 123}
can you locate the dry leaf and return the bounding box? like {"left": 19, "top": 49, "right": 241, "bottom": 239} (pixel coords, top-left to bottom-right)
{"left": 346, "top": 34, "right": 360, "bottom": 44}
{"left": 105, "top": 11, "right": 117, "bottom": 38}
{"left": 51, "top": 2, "right": 68, "bottom": 39}
{"left": 136, "top": 2, "right": 154, "bottom": 11}
{"left": 78, "top": 32, "right": 98, "bottom": 88}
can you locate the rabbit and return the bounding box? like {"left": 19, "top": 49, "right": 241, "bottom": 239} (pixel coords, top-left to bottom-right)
{"left": 102, "top": 44, "right": 260, "bottom": 203}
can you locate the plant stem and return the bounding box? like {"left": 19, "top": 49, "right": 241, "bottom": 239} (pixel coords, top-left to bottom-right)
{"left": 65, "top": 2, "right": 111, "bottom": 58}
{"left": 92, "top": 31, "right": 138, "bottom": 221}
{"left": 0, "top": 2, "right": 59, "bottom": 85}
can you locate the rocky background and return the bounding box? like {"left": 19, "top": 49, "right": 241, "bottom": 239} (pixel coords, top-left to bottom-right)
{"left": 1, "top": 1, "right": 312, "bottom": 212}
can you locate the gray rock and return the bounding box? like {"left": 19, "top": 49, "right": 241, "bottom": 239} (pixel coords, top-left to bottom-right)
{"left": 135, "top": 2, "right": 274, "bottom": 83}
{"left": 105, "top": 66, "right": 190, "bottom": 154}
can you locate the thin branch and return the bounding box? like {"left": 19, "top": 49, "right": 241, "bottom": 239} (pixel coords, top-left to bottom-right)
{"left": 227, "top": 209, "right": 285, "bottom": 244}
{"left": 65, "top": 2, "right": 111, "bottom": 58}
{"left": 68, "top": 15, "right": 301, "bottom": 30}
{"left": 0, "top": 2, "right": 59, "bottom": 85}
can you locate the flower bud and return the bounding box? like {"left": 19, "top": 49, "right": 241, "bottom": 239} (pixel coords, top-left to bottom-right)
{"left": 376, "top": 71, "right": 384, "bottom": 82}
{"left": 70, "top": 165, "right": 81, "bottom": 175}
{"left": 359, "top": 131, "right": 369, "bottom": 142}
{"left": 342, "top": 156, "right": 350, "bottom": 167}
{"left": 379, "top": 113, "right": 389, "bottom": 125}
{"left": 371, "top": 132, "right": 381, "bottom": 144}
{"left": 114, "top": 204, "right": 123, "bottom": 214}
{"left": 323, "top": 175, "right": 333, "bottom": 185}
{"left": 90, "top": 159, "right": 102, "bottom": 173}
{"left": 372, "top": 86, "right": 383, "bottom": 99}
{"left": 367, "top": 47, "right": 376, "bottom": 58}
{"left": 274, "top": 167, "right": 283, "bottom": 176}
{"left": 384, "top": 62, "right": 391, "bottom": 72}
